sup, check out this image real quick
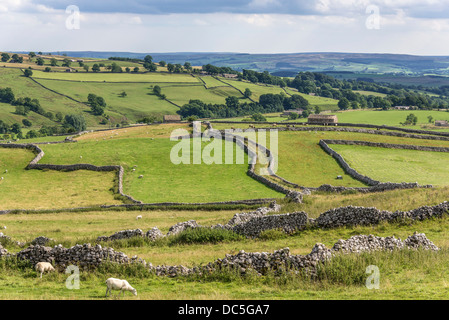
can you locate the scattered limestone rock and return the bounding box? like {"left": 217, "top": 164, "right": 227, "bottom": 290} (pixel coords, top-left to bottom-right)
{"left": 145, "top": 227, "right": 165, "bottom": 241}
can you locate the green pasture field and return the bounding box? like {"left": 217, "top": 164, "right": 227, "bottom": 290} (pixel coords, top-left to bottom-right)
{"left": 220, "top": 79, "right": 286, "bottom": 101}
{"left": 0, "top": 101, "right": 55, "bottom": 129}
{"left": 243, "top": 130, "right": 449, "bottom": 188}
{"left": 0, "top": 148, "right": 121, "bottom": 210}
{"left": 35, "top": 79, "right": 179, "bottom": 121}
{"left": 80, "top": 60, "right": 144, "bottom": 68}
{"left": 31, "top": 70, "right": 199, "bottom": 83}
{"left": 160, "top": 84, "right": 249, "bottom": 106}
{"left": 199, "top": 76, "right": 229, "bottom": 88}
{"left": 36, "top": 132, "right": 283, "bottom": 204}
{"left": 283, "top": 87, "right": 339, "bottom": 111}
{"left": 329, "top": 109, "right": 449, "bottom": 131}
{"left": 330, "top": 144, "right": 449, "bottom": 186}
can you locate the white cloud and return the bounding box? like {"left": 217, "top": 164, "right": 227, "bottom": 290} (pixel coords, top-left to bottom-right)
{"left": 1, "top": 2, "right": 449, "bottom": 55}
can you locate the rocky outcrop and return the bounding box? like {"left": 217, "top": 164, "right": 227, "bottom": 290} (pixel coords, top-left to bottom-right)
{"left": 96, "top": 229, "right": 144, "bottom": 242}
{"left": 167, "top": 220, "right": 201, "bottom": 237}
{"left": 145, "top": 227, "right": 165, "bottom": 241}
{"left": 31, "top": 236, "right": 53, "bottom": 246}
{"left": 0, "top": 244, "right": 8, "bottom": 257}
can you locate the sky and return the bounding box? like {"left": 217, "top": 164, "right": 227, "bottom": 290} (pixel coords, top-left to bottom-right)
{"left": 1, "top": 0, "right": 449, "bottom": 55}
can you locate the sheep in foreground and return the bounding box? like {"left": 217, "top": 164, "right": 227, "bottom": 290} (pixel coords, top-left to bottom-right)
{"left": 35, "top": 262, "right": 55, "bottom": 278}
{"left": 105, "top": 278, "right": 137, "bottom": 297}
{"left": 136, "top": 215, "right": 142, "bottom": 220}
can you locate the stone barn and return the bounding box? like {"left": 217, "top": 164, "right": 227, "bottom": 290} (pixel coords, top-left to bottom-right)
{"left": 435, "top": 120, "right": 449, "bottom": 127}
{"left": 163, "top": 115, "right": 182, "bottom": 123}
{"left": 307, "top": 114, "right": 338, "bottom": 126}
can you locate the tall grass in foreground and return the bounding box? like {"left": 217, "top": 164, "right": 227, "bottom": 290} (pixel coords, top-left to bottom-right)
{"left": 1, "top": 248, "right": 448, "bottom": 299}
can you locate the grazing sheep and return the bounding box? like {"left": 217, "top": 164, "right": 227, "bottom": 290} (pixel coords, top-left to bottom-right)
{"left": 138, "top": 175, "right": 143, "bottom": 179}
{"left": 132, "top": 168, "right": 136, "bottom": 172}
{"left": 35, "top": 262, "right": 55, "bottom": 278}
{"left": 136, "top": 215, "right": 142, "bottom": 220}
{"left": 105, "top": 278, "right": 137, "bottom": 297}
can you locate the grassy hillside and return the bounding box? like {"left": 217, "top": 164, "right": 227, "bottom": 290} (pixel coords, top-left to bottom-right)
{"left": 0, "top": 68, "right": 101, "bottom": 128}
{"left": 31, "top": 70, "right": 199, "bottom": 83}
{"left": 35, "top": 79, "right": 179, "bottom": 121}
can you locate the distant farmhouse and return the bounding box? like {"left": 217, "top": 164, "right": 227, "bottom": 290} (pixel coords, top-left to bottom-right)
{"left": 222, "top": 73, "right": 238, "bottom": 79}
{"left": 308, "top": 114, "right": 338, "bottom": 125}
{"left": 394, "top": 106, "right": 411, "bottom": 110}
{"left": 164, "top": 115, "right": 182, "bottom": 123}
{"left": 435, "top": 120, "right": 449, "bottom": 127}
{"left": 282, "top": 109, "right": 304, "bottom": 117}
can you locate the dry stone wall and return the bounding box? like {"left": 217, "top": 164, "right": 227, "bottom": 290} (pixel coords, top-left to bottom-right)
{"left": 151, "top": 232, "right": 438, "bottom": 277}
{"left": 94, "top": 199, "right": 449, "bottom": 242}
{"left": 15, "top": 243, "right": 129, "bottom": 269}
{"left": 0, "top": 232, "right": 437, "bottom": 277}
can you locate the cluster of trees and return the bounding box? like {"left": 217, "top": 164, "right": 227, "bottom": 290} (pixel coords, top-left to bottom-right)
{"left": 242, "top": 69, "right": 286, "bottom": 87}
{"left": 87, "top": 93, "right": 107, "bottom": 115}
{"left": 1, "top": 53, "right": 23, "bottom": 63}
{"left": 288, "top": 72, "right": 449, "bottom": 110}
{"left": 0, "top": 121, "right": 23, "bottom": 139}
{"left": 18, "top": 114, "right": 87, "bottom": 140}
{"left": 200, "top": 64, "right": 449, "bottom": 111}
{"left": 0, "top": 112, "right": 87, "bottom": 140}
{"left": 402, "top": 114, "right": 418, "bottom": 126}
{"left": 202, "top": 64, "right": 238, "bottom": 75}
{"left": 143, "top": 55, "right": 157, "bottom": 72}
{"left": 176, "top": 93, "right": 310, "bottom": 119}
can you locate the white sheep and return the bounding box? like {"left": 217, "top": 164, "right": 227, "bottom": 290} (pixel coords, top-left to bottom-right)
{"left": 35, "top": 262, "right": 55, "bottom": 278}
{"left": 105, "top": 278, "right": 137, "bottom": 297}
{"left": 136, "top": 215, "right": 142, "bottom": 220}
